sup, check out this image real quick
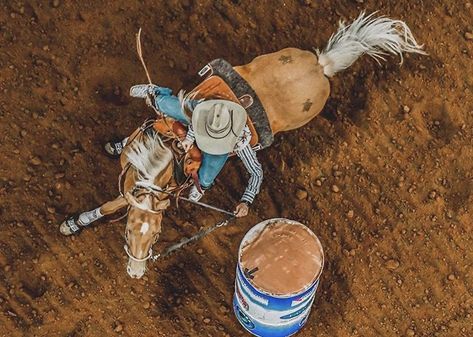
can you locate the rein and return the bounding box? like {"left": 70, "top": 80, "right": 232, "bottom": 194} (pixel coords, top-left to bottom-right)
{"left": 135, "top": 181, "right": 235, "bottom": 217}
{"left": 122, "top": 180, "right": 235, "bottom": 263}
{"left": 150, "top": 216, "right": 236, "bottom": 261}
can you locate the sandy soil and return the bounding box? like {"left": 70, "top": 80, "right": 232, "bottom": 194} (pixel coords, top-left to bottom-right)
{"left": 1, "top": 1, "right": 472, "bottom": 336}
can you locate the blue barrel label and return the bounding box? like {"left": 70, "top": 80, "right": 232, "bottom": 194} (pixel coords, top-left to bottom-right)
{"left": 290, "top": 281, "right": 318, "bottom": 306}
{"left": 235, "top": 303, "right": 255, "bottom": 330}
{"left": 237, "top": 271, "right": 269, "bottom": 307}
{"left": 280, "top": 299, "right": 314, "bottom": 320}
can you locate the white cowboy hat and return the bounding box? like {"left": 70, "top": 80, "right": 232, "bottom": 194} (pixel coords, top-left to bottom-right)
{"left": 192, "top": 99, "right": 247, "bottom": 155}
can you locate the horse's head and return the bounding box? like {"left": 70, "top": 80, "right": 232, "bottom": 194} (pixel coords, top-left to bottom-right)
{"left": 122, "top": 132, "right": 173, "bottom": 278}
{"left": 124, "top": 190, "right": 170, "bottom": 278}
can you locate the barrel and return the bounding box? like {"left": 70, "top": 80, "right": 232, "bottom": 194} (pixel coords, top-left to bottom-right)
{"left": 233, "top": 218, "right": 324, "bottom": 337}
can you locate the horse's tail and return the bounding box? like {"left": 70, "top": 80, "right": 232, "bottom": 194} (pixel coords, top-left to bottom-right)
{"left": 317, "top": 11, "right": 427, "bottom": 77}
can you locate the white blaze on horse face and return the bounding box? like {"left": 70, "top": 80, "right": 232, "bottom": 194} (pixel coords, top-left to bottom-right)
{"left": 125, "top": 204, "right": 164, "bottom": 279}
{"left": 140, "top": 222, "right": 149, "bottom": 235}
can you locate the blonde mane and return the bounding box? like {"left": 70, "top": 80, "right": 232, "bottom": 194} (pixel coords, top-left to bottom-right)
{"left": 126, "top": 133, "right": 172, "bottom": 183}
{"left": 124, "top": 133, "right": 173, "bottom": 211}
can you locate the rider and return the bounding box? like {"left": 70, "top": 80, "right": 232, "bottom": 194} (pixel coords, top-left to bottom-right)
{"left": 106, "top": 84, "right": 263, "bottom": 218}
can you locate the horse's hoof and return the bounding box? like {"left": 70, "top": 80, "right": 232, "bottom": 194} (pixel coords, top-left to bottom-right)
{"left": 59, "top": 221, "right": 72, "bottom": 236}
{"left": 104, "top": 140, "right": 124, "bottom": 158}
{"left": 59, "top": 217, "right": 80, "bottom": 236}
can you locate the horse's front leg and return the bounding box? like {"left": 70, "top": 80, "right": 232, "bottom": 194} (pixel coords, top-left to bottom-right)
{"left": 59, "top": 196, "right": 128, "bottom": 236}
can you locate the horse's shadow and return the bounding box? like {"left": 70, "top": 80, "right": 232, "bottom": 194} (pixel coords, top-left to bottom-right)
{"left": 152, "top": 251, "right": 242, "bottom": 336}
{"left": 321, "top": 68, "right": 369, "bottom": 127}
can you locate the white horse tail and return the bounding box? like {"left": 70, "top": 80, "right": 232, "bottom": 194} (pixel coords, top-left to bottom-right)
{"left": 317, "top": 11, "right": 427, "bottom": 77}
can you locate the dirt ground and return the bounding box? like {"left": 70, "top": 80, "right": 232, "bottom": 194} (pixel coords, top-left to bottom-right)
{"left": 1, "top": 1, "right": 472, "bottom": 336}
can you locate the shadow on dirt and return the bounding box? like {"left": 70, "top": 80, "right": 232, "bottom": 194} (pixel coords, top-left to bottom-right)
{"left": 96, "top": 84, "right": 130, "bottom": 106}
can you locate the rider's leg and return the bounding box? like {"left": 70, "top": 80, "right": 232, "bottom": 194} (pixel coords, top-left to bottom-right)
{"left": 189, "top": 152, "right": 229, "bottom": 201}
{"left": 198, "top": 152, "right": 229, "bottom": 189}
{"left": 106, "top": 92, "right": 191, "bottom": 157}
{"left": 154, "top": 94, "right": 191, "bottom": 125}
{"left": 130, "top": 84, "right": 193, "bottom": 125}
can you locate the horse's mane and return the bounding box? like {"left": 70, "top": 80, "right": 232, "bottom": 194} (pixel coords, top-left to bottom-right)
{"left": 125, "top": 133, "right": 173, "bottom": 184}
{"left": 177, "top": 89, "right": 202, "bottom": 118}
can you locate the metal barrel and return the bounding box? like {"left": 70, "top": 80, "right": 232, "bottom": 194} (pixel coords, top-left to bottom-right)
{"left": 233, "top": 218, "right": 324, "bottom": 337}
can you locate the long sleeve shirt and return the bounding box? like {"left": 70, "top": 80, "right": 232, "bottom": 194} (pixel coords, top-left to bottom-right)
{"left": 155, "top": 86, "right": 263, "bottom": 204}
{"left": 186, "top": 125, "right": 263, "bottom": 204}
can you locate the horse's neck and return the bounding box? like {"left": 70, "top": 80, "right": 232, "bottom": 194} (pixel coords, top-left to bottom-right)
{"left": 153, "top": 158, "right": 174, "bottom": 189}
{"left": 120, "top": 128, "right": 175, "bottom": 192}
{"left": 122, "top": 155, "right": 173, "bottom": 193}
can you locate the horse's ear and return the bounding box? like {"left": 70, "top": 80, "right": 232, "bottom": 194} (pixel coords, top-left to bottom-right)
{"left": 154, "top": 199, "right": 170, "bottom": 211}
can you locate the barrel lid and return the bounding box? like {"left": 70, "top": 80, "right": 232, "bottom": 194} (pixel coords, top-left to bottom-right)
{"left": 239, "top": 218, "right": 324, "bottom": 296}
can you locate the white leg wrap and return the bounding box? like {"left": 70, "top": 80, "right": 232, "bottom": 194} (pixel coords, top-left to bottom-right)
{"left": 77, "top": 208, "right": 103, "bottom": 226}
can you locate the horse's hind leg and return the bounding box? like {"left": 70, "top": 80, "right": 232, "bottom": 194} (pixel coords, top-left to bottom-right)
{"left": 59, "top": 196, "right": 128, "bottom": 236}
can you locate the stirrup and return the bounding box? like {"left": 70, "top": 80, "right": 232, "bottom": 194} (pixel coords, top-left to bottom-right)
{"left": 188, "top": 185, "right": 204, "bottom": 202}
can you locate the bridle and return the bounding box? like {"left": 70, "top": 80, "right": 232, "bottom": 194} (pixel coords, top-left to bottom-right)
{"left": 116, "top": 123, "right": 172, "bottom": 263}
{"left": 124, "top": 243, "right": 153, "bottom": 262}
{"left": 122, "top": 182, "right": 173, "bottom": 263}
{"left": 120, "top": 156, "right": 193, "bottom": 263}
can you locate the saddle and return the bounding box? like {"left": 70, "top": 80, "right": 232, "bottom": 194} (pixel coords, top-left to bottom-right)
{"left": 153, "top": 118, "right": 202, "bottom": 186}
{"left": 153, "top": 75, "right": 260, "bottom": 184}
{"left": 189, "top": 76, "right": 259, "bottom": 146}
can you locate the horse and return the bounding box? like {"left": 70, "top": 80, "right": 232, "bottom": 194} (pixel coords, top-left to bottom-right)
{"left": 59, "top": 12, "right": 426, "bottom": 278}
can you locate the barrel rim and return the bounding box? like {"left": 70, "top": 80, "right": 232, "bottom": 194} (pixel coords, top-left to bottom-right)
{"left": 238, "top": 218, "right": 325, "bottom": 298}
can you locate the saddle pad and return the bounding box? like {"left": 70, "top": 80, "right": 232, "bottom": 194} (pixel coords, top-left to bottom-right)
{"left": 190, "top": 75, "right": 259, "bottom": 146}
{"left": 198, "top": 59, "right": 274, "bottom": 149}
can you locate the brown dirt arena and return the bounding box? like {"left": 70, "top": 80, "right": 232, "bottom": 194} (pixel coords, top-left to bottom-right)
{"left": 1, "top": 1, "right": 472, "bottom": 336}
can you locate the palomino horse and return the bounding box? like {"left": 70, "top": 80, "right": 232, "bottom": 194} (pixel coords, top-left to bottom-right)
{"left": 60, "top": 12, "right": 425, "bottom": 278}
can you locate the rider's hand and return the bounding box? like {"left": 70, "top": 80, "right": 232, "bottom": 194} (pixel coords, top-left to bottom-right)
{"left": 234, "top": 202, "right": 249, "bottom": 218}
{"left": 181, "top": 138, "right": 193, "bottom": 152}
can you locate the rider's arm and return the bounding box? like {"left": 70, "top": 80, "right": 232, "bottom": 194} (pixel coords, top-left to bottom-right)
{"left": 235, "top": 144, "right": 263, "bottom": 204}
